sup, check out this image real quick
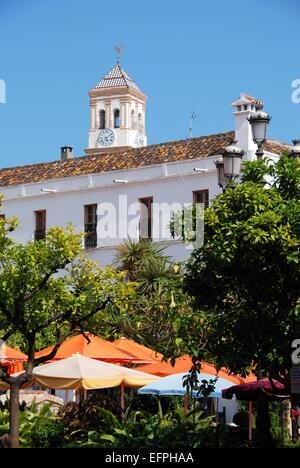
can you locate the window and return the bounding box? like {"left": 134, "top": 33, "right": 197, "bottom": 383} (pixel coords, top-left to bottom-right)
{"left": 131, "top": 110, "right": 136, "bottom": 129}
{"left": 113, "top": 109, "right": 120, "bottom": 128}
{"left": 99, "top": 110, "right": 105, "bottom": 129}
{"left": 193, "top": 190, "right": 209, "bottom": 209}
{"left": 34, "top": 210, "right": 46, "bottom": 241}
{"left": 138, "top": 113, "right": 143, "bottom": 132}
{"left": 84, "top": 204, "right": 97, "bottom": 249}
{"left": 139, "top": 197, "right": 153, "bottom": 240}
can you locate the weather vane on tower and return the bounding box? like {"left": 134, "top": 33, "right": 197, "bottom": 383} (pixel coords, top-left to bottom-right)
{"left": 115, "top": 44, "right": 124, "bottom": 63}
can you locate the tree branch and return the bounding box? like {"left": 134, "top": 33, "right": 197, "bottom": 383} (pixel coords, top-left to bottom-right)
{"left": 35, "top": 309, "right": 72, "bottom": 333}
{"left": 22, "top": 271, "right": 56, "bottom": 302}
{"left": 73, "top": 324, "right": 92, "bottom": 343}
{"left": 70, "top": 298, "right": 111, "bottom": 329}
{"left": 32, "top": 296, "right": 111, "bottom": 334}
{"left": 1, "top": 328, "right": 16, "bottom": 342}
{"left": 33, "top": 333, "right": 65, "bottom": 367}
{"left": 0, "top": 369, "right": 11, "bottom": 385}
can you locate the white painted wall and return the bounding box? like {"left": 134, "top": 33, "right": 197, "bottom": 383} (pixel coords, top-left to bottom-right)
{"left": 233, "top": 109, "right": 258, "bottom": 161}
{"left": 0, "top": 156, "right": 221, "bottom": 266}
{"left": 0, "top": 143, "right": 279, "bottom": 267}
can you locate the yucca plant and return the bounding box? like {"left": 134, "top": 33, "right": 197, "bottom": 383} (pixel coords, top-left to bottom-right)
{"left": 138, "top": 257, "right": 181, "bottom": 296}
{"left": 114, "top": 238, "right": 167, "bottom": 281}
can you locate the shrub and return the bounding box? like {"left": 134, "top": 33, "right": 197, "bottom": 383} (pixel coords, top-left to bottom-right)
{"left": 60, "top": 399, "right": 121, "bottom": 442}
{"left": 62, "top": 406, "right": 215, "bottom": 448}
{"left": 0, "top": 401, "right": 62, "bottom": 448}
{"left": 30, "top": 419, "right": 64, "bottom": 448}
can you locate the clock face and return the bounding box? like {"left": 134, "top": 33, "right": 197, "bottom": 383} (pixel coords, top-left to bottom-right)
{"left": 97, "top": 129, "right": 115, "bottom": 147}
{"left": 135, "top": 132, "right": 145, "bottom": 147}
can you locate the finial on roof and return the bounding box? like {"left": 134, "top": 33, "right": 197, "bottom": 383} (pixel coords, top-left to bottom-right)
{"left": 115, "top": 44, "right": 124, "bottom": 63}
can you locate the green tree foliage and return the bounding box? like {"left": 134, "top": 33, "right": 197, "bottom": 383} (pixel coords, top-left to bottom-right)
{"left": 0, "top": 225, "right": 134, "bottom": 359}
{"left": 0, "top": 214, "right": 135, "bottom": 447}
{"left": 182, "top": 156, "right": 300, "bottom": 383}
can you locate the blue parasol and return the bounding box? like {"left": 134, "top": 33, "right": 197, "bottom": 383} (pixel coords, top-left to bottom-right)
{"left": 138, "top": 372, "right": 235, "bottom": 398}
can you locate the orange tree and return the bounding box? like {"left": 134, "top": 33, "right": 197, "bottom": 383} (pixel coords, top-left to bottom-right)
{"left": 0, "top": 220, "right": 134, "bottom": 448}
{"left": 170, "top": 156, "right": 300, "bottom": 446}
{"left": 181, "top": 156, "right": 300, "bottom": 383}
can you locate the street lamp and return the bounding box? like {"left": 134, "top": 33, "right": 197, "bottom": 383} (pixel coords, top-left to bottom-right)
{"left": 221, "top": 143, "right": 244, "bottom": 188}
{"left": 248, "top": 109, "right": 271, "bottom": 158}
{"left": 214, "top": 159, "right": 226, "bottom": 190}
{"left": 289, "top": 140, "right": 300, "bottom": 160}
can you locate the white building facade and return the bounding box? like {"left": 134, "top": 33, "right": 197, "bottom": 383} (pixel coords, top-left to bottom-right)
{"left": 0, "top": 64, "right": 289, "bottom": 266}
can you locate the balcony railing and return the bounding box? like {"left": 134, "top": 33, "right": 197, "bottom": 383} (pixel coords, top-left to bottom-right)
{"left": 34, "top": 229, "right": 46, "bottom": 241}
{"left": 84, "top": 223, "right": 97, "bottom": 249}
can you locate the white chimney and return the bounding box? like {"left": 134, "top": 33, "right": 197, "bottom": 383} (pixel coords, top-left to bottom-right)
{"left": 61, "top": 146, "right": 74, "bottom": 160}
{"left": 231, "top": 93, "right": 263, "bottom": 161}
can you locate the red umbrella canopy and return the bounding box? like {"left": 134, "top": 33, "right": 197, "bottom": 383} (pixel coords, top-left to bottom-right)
{"left": 35, "top": 333, "right": 139, "bottom": 363}
{"left": 222, "top": 379, "right": 288, "bottom": 401}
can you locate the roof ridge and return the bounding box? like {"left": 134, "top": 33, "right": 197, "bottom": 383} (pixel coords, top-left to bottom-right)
{"left": 0, "top": 131, "right": 235, "bottom": 172}
{"left": 266, "top": 137, "right": 290, "bottom": 146}
{"left": 117, "top": 63, "right": 129, "bottom": 87}
{"left": 0, "top": 131, "right": 288, "bottom": 188}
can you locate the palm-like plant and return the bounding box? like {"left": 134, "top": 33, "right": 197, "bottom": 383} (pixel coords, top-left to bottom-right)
{"left": 138, "top": 257, "right": 181, "bottom": 296}
{"left": 114, "top": 239, "right": 167, "bottom": 281}
{"left": 112, "top": 239, "right": 187, "bottom": 351}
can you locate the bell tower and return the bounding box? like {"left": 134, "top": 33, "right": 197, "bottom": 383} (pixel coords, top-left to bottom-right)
{"left": 86, "top": 63, "right": 147, "bottom": 155}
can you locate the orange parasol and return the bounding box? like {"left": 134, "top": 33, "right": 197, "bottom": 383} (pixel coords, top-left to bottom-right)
{"left": 0, "top": 344, "right": 27, "bottom": 364}
{"left": 113, "top": 337, "right": 163, "bottom": 364}
{"left": 137, "top": 355, "right": 256, "bottom": 385}
{"left": 35, "top": 333, "right": 142, "bottom": 363}
{"left": 7, "top": 362, "right": 24, "bottom": 375}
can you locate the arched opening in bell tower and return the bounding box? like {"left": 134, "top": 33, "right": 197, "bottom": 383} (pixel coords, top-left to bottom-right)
{"left": 131, "top": 109, "right": 136, "bottom": 129}
{"left": 99, "top": 110, "right": 106, "bottom": 129}
{"left": 113, "top": 109, "right": 120, "bottom": 128}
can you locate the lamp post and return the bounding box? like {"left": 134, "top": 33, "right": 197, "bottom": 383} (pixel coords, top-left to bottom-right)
{"left": 217, "top": 143, "right": 244, "bottom": 189}
{"left": 248, "top": 109, "right": 271, "bottom": 159}
{"left": 214, "top": 159, "right": 226, "bottom": 191}
{"left": 289, "top": 140, "right": 300, "bottom": 160}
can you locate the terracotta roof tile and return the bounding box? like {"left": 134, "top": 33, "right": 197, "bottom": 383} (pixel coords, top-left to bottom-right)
{"left": 242, "top": 94, "right": 264, "bottom": 107}
{"left": 0, "top": 131, "right": 288, "bottom": 188}
{"left": 92, "top": 63, "right": 141, "bottom": 92}
{"left": 264, "top": 139, "right": 290, "bottom": 155}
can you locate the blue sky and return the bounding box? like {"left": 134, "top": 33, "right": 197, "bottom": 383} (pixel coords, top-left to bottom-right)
{"left": 0, "top": 0, "right": 299, "bottom": 167}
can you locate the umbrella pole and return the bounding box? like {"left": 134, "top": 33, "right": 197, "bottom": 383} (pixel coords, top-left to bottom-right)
{"left": 120, "top": 383, "right": 125, "bottom": 415}
{"left": 249, "top": 401, "right": 253, "bottom": 442}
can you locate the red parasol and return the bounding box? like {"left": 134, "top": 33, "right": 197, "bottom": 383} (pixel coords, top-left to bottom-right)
{"left": 222, "top": 378, "right": 289, "bottom": 401}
